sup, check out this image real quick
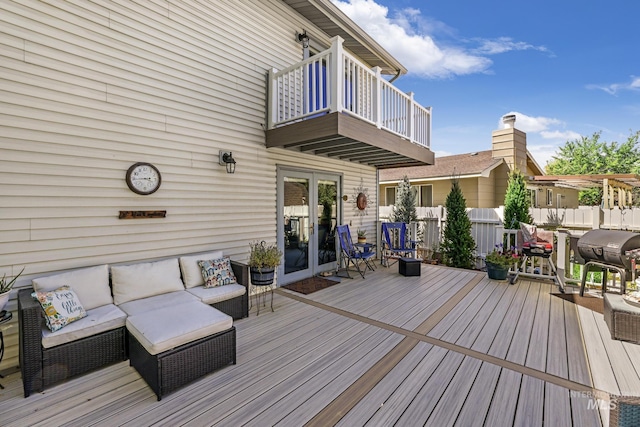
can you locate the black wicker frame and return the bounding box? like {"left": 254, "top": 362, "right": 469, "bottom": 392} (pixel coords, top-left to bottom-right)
{"left": 18, "top": 289, "right": 127, "bottom": 397}
{"left": 128, "top": 326, "right": 236, "bottom": 400}
{"left": 216, "top": 261, "right": 249, "bottom": 320}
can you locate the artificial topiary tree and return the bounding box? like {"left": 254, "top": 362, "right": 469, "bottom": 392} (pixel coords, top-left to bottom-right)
{"left": 441, "top": 177, "right": 475, "bottom": 269}
{"left": 503, "top": 169, "right": 533, "bottom": 229}
{"left": 391, "top": 175, "right": 418, "bottom": 224}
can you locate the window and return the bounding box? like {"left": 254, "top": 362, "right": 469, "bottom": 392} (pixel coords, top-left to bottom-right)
{"left": 385, "top": 187, "right": 396, "bottom": 206}
{"left": 419, "top": 185, "right": 433, "bottom": 207}
{"left": 528, "top": 189, "right": 537, "bottom": 207}
{"left": 546, "top": 189, "right": 553, "bottom": 206}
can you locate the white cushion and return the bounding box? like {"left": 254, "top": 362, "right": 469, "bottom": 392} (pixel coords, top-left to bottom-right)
{"left": 187, "top": 284, "right": 246, "bottom": 305}
{"left": 126, "top": 301, "right": 233, "bottom": 355}
{"left": 179, "top": 251, "right": 223, "bottom": 288}
{"left": 118, "top": 290, "right": 198, "bottom": 316}
{"left": 41, "top": 304, "right": 127, "bottom": 348}
{"left": 111, "top": 258, "right": 185, "bottom": 305}
{"left": 32, "top": 265, "right": 112, "bottom": 310}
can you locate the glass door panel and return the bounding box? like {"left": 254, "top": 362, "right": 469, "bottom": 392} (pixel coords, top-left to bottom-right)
{"left": 283, "top": 176, "right": 310, "bottom": 275}
{"left": 317, "top": 179, "right": 337, "bottom": 267}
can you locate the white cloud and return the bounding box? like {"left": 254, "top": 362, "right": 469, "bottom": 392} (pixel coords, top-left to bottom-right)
{"left": 587, "top": 76, "right": 640, "bottom": 95}
{"left": 499, "top": 111, "right": 562, "bottom": 133}
{"left": 473, "top": 37, "right": 550, "bottom": 55}
{"left": 540, "top": 130, "right": 582, "bottom": 140}
{"left": 331, "top": 0, "right": 548, "bottom": 79}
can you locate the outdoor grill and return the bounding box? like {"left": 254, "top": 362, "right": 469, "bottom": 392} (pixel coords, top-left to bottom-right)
{"left": 577, "top": 229, "right": 640, "bottom": 295}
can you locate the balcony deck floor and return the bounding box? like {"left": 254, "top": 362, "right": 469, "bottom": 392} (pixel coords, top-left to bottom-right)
{"left": 1, "top": 263, "right": 637, "bottom": 426}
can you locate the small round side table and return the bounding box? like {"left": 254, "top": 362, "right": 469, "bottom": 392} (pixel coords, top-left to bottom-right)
{"left": 0, "top": 310, "right": 13, "bottom": 389}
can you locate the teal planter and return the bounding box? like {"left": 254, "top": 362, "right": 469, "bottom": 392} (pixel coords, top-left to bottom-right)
{"left": 486, "top": 262, "right": 509, "bottom": 280}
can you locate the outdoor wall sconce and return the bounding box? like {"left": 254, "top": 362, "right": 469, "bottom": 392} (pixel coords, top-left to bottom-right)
{"left": 219, "top": 151, "right": 236, "bottom": 174}
{"left": 297, "top": 30, "right": 309, "bottom": 48}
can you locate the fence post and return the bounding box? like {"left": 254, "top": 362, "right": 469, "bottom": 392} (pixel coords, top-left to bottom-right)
{"left": 556, "top": 228, "right": 569, "bottom": 291}
{"left": 592, "top": 206, "right": 602, "bottom": 229}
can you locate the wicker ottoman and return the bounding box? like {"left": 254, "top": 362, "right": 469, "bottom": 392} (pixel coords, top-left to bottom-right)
{"left": 604, "top": 293, "right": 640, "bottom": 344}
{"left": 126, "top": 301, "right": 236, "bottom": 400}
{"left": 610, "top": 395, "right": 640, "bottom": 427}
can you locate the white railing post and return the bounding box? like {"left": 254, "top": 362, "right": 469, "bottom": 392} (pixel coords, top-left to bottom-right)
{"left": 373, "top": 66, "right": 382, "bottom": 129}
{"left": 556, "top": 228, "right": 569, "bottom": 288}
{"left": 267, "top": 67, "right": 277, "bottom": 130}
{"left": 427, "top": 106, "right": 432, "bottom": 149}
{"left": 407, "top": 92, "right": 414, "bottom": 142}
{"left": 329, "top": 36, "right": 344, "bottom": 113}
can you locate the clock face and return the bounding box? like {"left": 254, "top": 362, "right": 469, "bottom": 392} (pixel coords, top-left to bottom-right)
{"left": 126, "top": 162, "right": 161, "bottom": 195}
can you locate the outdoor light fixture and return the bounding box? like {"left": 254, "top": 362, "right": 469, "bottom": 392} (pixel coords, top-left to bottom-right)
{"left": 297, "top": 30, "right": 309, "bottom": 49}
{"left": 219, "top": 151, "right": 236, "bottom": 174}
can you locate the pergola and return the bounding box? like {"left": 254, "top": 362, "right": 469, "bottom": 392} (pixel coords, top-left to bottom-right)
{"left": 531, "top": 173, "right": 640, "bottom": 208}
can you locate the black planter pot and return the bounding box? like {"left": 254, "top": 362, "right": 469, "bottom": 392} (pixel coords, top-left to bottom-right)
{"left": 250, "top": 267, "right": 275, "bottom": 286}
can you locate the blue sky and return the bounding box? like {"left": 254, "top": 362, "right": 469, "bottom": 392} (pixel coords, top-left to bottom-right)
{"left": 332, "top": 0, "right": 640, "bottom": 168}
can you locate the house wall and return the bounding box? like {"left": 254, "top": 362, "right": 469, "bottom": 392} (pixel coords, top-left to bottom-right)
{"left": 380, "top": 175, "right": 503, "bottom": 209}
{"left": 0, "top": 0, "right": 378, "bottom": 370}
{"left": 477, "top": 175, "right": 498, "bottom": 208}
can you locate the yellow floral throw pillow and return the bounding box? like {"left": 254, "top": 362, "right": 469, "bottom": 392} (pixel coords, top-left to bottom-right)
{"left": 33, "top": 285, "right": 87, "bottom": 332}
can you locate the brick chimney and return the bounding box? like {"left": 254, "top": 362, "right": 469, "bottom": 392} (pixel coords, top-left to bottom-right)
{"left": 492, "top": 114, "right": 528, "bottom": 174}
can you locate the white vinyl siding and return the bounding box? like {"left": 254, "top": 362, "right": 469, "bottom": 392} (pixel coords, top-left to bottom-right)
{"left": 0, "top": 0, "right": 377, "bottom": 370}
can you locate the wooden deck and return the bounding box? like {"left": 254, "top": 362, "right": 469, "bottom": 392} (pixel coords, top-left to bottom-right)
{"left": 0, "top": 263, "right": 638, "bottom": 426}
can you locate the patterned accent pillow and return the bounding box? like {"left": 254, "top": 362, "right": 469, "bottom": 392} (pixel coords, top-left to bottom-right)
{"left": 32, "top": 285, "right": 87, "bottom": 332}
{"left": 198, "top": 257, "right": 237, "bottom": 288}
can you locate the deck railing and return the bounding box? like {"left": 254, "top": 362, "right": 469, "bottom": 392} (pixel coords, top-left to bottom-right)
{"left": 268, "top": 36, "right": 431, "bottom": 149}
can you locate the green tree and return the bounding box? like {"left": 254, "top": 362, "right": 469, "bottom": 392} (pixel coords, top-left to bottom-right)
{"left": 546, "top": 131, "right": 640, "bottom": 205}
{"left": 391, "top": 175, "right": 418, "bottom": 224}
{"left": 441, "top": 178, "right": 475, "bottom": 269}
{"left": 503, "top": 169, "right": 532, "bottom": 229}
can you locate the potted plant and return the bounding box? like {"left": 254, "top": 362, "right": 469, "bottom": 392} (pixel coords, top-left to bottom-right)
{"left": 485, "top": 244, "right": 519, "bottom": 280}
{"left": 249, "top": 241, "right": 282, "bottom": 286}
{"left": 0, "top": 267, "right": 24, "bottom": 312}
{"left": 357, "top": 228, "right": 367, "bottom": 244}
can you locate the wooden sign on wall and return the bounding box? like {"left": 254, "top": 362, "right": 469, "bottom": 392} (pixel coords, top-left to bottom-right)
{"left": 119, "top": 210, "right": 167, "bottom": 219}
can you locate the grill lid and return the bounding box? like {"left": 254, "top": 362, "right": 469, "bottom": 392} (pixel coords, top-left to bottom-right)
{"left": 577, "top": 229, "right": 640, "bottom": 269}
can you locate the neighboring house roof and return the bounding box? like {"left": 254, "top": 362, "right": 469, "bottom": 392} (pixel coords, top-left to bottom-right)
{"left": 379, "top": 150, "right": 504, "bottom": 183}
{"left": 281, "top": 0, "right": 407, "bottom": 76}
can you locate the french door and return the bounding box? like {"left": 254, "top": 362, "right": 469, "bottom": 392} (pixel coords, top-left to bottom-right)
{"left": 277, "top": 168, "right": 341, "bottom": 284}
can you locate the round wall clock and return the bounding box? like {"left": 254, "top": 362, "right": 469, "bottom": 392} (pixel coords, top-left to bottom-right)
{"left": 126, "top": 162, "right": 161, "bottom": 195}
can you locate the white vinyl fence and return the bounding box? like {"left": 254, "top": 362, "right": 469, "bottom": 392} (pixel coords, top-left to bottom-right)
{"left": 380, "top": 205, "right": 640, "bottom": 290}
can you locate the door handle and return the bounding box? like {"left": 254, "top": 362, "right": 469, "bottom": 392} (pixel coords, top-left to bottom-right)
{"left": 309, "top": 222, "right": 314, "bottom": 235}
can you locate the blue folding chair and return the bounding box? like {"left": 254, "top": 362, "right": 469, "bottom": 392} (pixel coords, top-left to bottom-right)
{"left": 381, "top": 222, "right": 418, "bottom": 267}
{"left": 336, "top": 225, "right": 376, "bottom": 278}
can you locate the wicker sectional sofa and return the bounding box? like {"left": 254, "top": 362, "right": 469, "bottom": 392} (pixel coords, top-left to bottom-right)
{"left": 18, "top": 251, "right": 248, "bottom": 399}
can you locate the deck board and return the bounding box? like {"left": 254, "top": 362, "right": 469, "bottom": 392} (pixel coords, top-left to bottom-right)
{"left": 0, "top": 264, "right": 622, "bottom": 426}
{"left": 506, "top": 281, "right": 541, "bottom": 365}
{"left": 544, "top": 382, "right": 572, "bottom": 427}
{"left": 564, "top": 301, "right": 593, "bottom": 386}
{"left": 577, "top": 305, "right": 621, "bottom": 394}
{"left": 453, "top": 362, "right": 502, "bottom": 427}
{"left": 513, "top": 375, "right": 544, "bottom": 427}
{"left": 526, "top": 285, "right": 551, "bottom": 371}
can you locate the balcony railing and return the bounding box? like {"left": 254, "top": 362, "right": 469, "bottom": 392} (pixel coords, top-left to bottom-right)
{"left": 268, "top": 36, "right": 431, "bottom": 149}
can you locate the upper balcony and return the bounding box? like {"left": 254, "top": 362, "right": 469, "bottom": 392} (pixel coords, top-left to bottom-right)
{"left": 266, "top": 37, "right": 435, "bottom": 169}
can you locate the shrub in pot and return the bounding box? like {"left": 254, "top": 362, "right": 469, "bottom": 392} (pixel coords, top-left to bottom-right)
{"left": 249, "top": 241, "right": 283, "bottom": 286}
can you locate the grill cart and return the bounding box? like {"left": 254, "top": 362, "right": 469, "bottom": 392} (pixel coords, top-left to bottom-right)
{"left": 509, "top": 223, "right": 563, "bottom": 291}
